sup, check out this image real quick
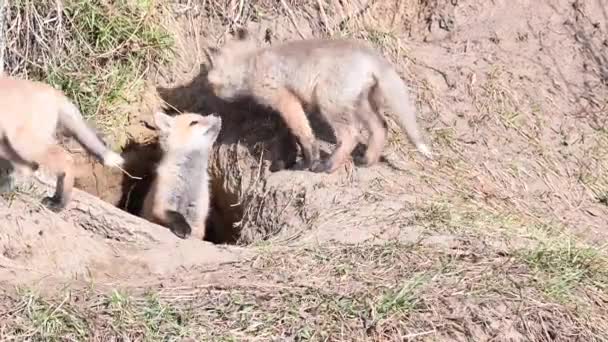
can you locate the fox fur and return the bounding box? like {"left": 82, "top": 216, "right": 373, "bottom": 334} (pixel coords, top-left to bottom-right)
{"left": 205, "top": 28, "right": 432, "bottom": 174}
{"left": 141, "top": 111, "right": 221, "bottom": 240}
{"left": 0, "top": 76, "right": 124, "bottom": 211}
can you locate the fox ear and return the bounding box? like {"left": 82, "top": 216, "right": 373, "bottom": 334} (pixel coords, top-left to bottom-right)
{"left": 235, "top": 27, "right": 250, "bottom": 41}
{"left": 206, "top": 115, "right": 222, "bottom": 143}
{"left": 153, "top": 111, "right": 173, "bottom": 132}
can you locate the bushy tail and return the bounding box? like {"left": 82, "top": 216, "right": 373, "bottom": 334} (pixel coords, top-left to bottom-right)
{"left": 57, "top": 96, "right": 124, "bottom": 168}
{"left": 373, "top": 67, "right": 433, "bottom": 159}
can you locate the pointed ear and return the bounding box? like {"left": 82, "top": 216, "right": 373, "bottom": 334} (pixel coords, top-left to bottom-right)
{"left": 235, "top": 27, "right": 250, "bottom": 41}
{"left": 153, "top": 111, "right": 174, "bottom": 132}
{"left": 206, "top": 115, "right": 222, "bottom": 143}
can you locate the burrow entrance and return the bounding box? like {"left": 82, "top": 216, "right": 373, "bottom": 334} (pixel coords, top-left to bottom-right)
{"left": 71, "top": 57, "right": 342, "bottom": 245}
{"left": 65, "top": 0, "right": 453, "bottom": 245}
{"left": 71, "top": 92, "right": 311, "bottom": 246}
{"left": 73, "top": 137, "right": 244, "bottom": 245}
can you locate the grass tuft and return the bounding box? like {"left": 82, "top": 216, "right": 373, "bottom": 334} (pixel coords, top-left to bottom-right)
{"left": 4, "top": 0, "right": 174, "bottom": 147}
{"left": 14, "top": 289, "right": 89, "bottom": 340}
{"left": 520, "top": 242, "right": 608, "bottom": 303}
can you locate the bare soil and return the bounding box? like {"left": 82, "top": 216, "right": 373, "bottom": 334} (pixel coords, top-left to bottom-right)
{"left": 1, "top": 0, "right": 607, "bottom": 340}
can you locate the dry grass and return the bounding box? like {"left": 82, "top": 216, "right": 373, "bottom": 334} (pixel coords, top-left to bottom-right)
{"left": 0, "top": 242, "right": 607, "bottom": 341}
{"left": 2, "top": 0, "right": 174, "bottom": 146}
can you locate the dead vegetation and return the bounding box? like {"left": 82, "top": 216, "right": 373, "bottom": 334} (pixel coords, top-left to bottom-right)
{"left": 2, "top": 0, "right": 173, "bottom": 146}
{"left": 1, "top": 241, "right": 607, "bottom": 340}
{"left": 0, "top": 0, "right": 607, "bottom": 340}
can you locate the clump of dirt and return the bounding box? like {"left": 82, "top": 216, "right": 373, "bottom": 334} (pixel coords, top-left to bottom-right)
{"left": 1, "top": 0, "right": 608, "bottom": 338}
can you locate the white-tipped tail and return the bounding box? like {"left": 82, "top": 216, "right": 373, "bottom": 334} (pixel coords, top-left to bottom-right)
{"left": 57, "top": 95, "right": 124, "bottom": 165}
{"left": 416, "top": 143, "right": 433, "bottom": 160}
{"left": 374, "top": 67, "right": 433, "bottom": 159}
{"left": 102, "top": 151, "right": 125, "bottom": 168}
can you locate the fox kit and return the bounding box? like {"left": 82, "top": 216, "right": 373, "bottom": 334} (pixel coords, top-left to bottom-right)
{"left": 0, "top": 76, "right": 124, "bottom": 211}
{"left": 206, "top": 29, "right": 432, "bottom": 174}
{"left": 140, "top": 111, "right": 221, "bottom": 240}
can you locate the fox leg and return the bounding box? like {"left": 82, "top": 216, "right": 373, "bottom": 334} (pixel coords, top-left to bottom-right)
{"left": 148, "top": 182, "right": 192, "bottom": 239}
{"left": 273, "top": 89, "right": 320, "bottom": 171}
{"left": 189, "top": 216, "right": 207, "bottom": 241}
{"left": 35, "top": 145, "right": 75, "bottom": 212}
{"left": 161, "top": 210, "right": 192, "bottom": 239}
{"left": 355, "top": 96, "right": 388, "bottom": 167}
{"left": 269, "top": 127, "right": 299, "bottom": 172}
{"left": 150, "top": 203, "right": 192, "bottom": 239}
{"left": 188, "top": 188, "right": 210, "bottom": 241}
{"left": 0, "top": 135, "right": 40, "bottom": 174}
{"left": 313, "top": 121, "right": 359, "bottom": 174}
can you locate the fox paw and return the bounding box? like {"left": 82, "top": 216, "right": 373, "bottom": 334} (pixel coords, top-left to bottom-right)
{"left": 14, "top": 162, "right": 39, "bottom": 177}
{"left": 29, "top": 162, "right": 40, "bottom": 172}
{"left": 353, "top": 155, "right": 369, "bottom": 167}
{"left": 310, "top": 159, "right": 333, "bottom": 173}
{"left": 270, "top": 158, "right": 296, "bottom": 172}
{"left": 41, "top": 196, "right": 66, "bottom": 213}
{"left": 354, "top": 155, "right": 380, "bottom": 168}
{"left": 166, "top": 211, "right": 192, "bottom": 239}
{"left": 269, "top": 161, "right": 284, "bottom": 172}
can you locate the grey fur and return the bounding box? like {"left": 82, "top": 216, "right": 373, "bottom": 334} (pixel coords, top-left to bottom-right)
{"left": 141, "top": 112, "right": 221, "bottom": 240}
{"left": 206, "top": 33, "right": 432, "bottom": 174}
{"left": 163, "top": 151, "right": 208, "bottom": 225}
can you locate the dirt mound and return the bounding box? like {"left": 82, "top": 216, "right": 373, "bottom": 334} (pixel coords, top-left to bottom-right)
{"left": 0, "top": 0, "right": 607, "bottom": 339}
{"left": 0, "top": 165, "right": 250, "bottom": 286}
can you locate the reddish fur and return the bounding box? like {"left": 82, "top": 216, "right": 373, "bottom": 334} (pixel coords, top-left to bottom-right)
{"left": 206, "top": 30, "right": 432, "bottom": 174}
{"left": 0, "top": 77, "right": 123, "bottom": 211}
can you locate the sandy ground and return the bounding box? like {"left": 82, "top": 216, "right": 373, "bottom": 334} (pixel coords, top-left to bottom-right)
{"left": 0, "top": 0, "right": 607, "bottom": 340}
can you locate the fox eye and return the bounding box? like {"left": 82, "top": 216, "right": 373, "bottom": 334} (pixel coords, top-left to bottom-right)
{"left": 189, "top": 120, "right": 199, "bottom": 126}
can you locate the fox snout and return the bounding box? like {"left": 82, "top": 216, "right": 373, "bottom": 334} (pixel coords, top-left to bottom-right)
{"left": 207, "top": 73, "right": 222, "bottom": 91}
{"left": 209, "top": 83, "right": 222, "bottom": 96}
{"left": 210, "top": 116, "right": 222, "bottom": 130}
{"left": 207, "top": 72, "right": 218, "bottom": 83}
{"left": 207, "top": 79, "right": 223, "bottom": 98}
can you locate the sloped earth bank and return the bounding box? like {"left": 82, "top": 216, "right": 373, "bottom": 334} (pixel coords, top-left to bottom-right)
{"left": 1, "top": 0, "right": 608, "bottom": 340}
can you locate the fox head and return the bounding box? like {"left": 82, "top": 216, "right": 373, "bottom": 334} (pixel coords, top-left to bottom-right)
{"left": 206, "top": 28, "right": 258, "bottom": 101}
{"left": 153, "top": 111, "right": 222, "bottom": 155}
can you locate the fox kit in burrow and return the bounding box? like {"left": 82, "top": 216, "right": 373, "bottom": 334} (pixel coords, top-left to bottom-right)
{"left": 140, "top": 111, "right": 221, "bottom": 240}
{"left": 0, "top": 76, "right": 124, "bottom": 211}
{"left": 205, "top": 28, "right": 432, "bottom": 174}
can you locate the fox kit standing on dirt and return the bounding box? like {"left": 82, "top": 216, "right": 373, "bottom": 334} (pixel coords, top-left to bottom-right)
{"left": 205, "top": 29, "right": 432, "bottom": 174}
{"left": 140, "top": 111, "right": 221, "bottom": 240}
{"left": 0, "top": 77, "right": 124, "bottom": 211}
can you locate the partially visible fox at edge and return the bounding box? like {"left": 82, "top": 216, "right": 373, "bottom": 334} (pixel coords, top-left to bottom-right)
{"left": 206, "top": 29, "right": 433, "bottom": 174}
{"left": 0, "top": 76, "right": 124, "bottom": 211}
{"left": 140, "top": 111, "right": 221, "bottom": 240}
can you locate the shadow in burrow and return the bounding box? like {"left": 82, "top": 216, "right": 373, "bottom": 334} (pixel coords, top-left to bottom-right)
{"left": 114, "top": 136, "right": 240, "bottom": 245}
{"left": 115, "top": 62, "right": 343, "bottom": 245}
